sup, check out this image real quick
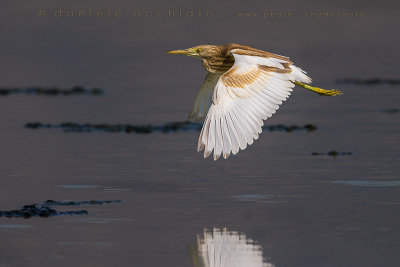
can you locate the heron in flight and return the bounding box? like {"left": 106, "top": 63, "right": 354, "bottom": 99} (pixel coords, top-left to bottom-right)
{"left": 167, "top": 44, "right": 341, "bottom": 160}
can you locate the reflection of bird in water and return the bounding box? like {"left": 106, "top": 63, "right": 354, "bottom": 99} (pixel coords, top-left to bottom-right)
{"left": 188, "top": 228, "right": 274, "bottom": 267}
{"left": 168, "top": 44, "right": 342, "bottom": 160}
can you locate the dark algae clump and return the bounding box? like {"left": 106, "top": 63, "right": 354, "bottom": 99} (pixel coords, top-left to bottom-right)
{"left": 25, "top": 121, "right": 318, "bottom": 134}
{"left": 263, "top": 124, "right": 317, "bottom": 132}
{"left": 336, "top": 78, "right": 400, "bottom": 86}
{"left": 0, "top": 204, "right": 87, "bottom": 218}
{"left": 311, "top": 150, "right": 353, "bottom": 157}
{"left": 0, "top": 86, "right": 103, "bottom": 96}
{"left": 25, "top": 121, "right": 202, "bottom": 133}
{"left": 381, "top": 109, "right": 399, "bottom": 114}
{"left": 0, "top": 200, "right": 121, "bottom": 218}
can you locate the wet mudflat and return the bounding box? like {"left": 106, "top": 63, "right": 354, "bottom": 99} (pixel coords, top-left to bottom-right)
{"left": 0, "top": 1, "right": 399, "bottom": 266}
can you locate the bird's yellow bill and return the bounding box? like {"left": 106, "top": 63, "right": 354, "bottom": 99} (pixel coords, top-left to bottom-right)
{"left": 167, "top": 48, "right": 198, "bottom": 57}
{"left": 167, "top": 49, "right": 190, "bottom": 55}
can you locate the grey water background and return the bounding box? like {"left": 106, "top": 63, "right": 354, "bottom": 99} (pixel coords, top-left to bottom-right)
{"left": 0, "top": 0, "right": 399, "bottom": 266}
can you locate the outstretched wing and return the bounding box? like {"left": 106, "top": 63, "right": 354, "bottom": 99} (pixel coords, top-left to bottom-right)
{"left": 188, "top": 73, "right": 221, "bottom": 121}
{"left": 198, "top": 49, "right": 310, "bottom": 160}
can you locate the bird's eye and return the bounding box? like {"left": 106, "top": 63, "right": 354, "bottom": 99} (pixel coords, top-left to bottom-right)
{"left": 196, "top": 48, "right": 201, "bottom": 53}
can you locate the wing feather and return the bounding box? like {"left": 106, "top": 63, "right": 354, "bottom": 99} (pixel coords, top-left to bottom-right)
{"left": 221, "top": 117, "right": 232, "bottom": 159}
{"left": 226, "top": 112, "right": 241, "bottom": 154}
{"left": 204, "top": 114, "right": 215, "bottom": 158}
{"left": 230, "top": 113, "right": 246, "bottom": 150}
{"left": 189, "top": 73, "right": 221, "bottom": 121}
{"left": 231, "top": 107, "right": 254, "bottom": 145}
{"left": 196, "top": 49, "right": 311, "bottom": 160}
{"left": 214, "top": 117, "right": 223, "bottom": 160}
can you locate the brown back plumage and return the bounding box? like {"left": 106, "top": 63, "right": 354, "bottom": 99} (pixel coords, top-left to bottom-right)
{"left": 197, "top": 44, "right": 292, "bottom": 73}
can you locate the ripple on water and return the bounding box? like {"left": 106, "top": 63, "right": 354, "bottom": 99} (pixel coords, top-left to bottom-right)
{"left": 56, "top": 185, "right": 100, "bottom": 189}
{"left": 0, "top": 224, "right": 33, "bottom": 229}
{"left": 231, "top": 194, "right": 286, "bottom": 203}
{"left": 332, "top": 180, "right": 400, "bottom": 187}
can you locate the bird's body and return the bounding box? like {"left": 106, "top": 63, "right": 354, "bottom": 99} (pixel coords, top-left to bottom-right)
{"left": 167, "top": 44, "right": 341, "bottom": 160}
{"left": 189, "top": 44, "right": 292, "bottom": 74}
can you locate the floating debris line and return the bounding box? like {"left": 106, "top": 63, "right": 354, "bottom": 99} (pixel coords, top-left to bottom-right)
{"left": 0, "top": 200, "right": 121, "bottom": 218}
{"left": 311, "top": 150, "right": 353, "bottom": 157}
{"left": 42, "top": 200, "right": 121, "bottom": 206}
{"left": 381, "top": 109, "right": 399, "bottom": 114}
{"left": 0, "top": 86, "right": 103, "bottom": 96}
{"left": 25, "top": 121, "right": 317, "bottom": 134}
{"left": 336, "top": 78, "right": 400, "bottom": 85}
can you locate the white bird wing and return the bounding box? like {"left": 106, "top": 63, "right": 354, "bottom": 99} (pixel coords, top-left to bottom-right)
{"left": 188, "top": 72, "right": 221, "bottom": 121}
{"left": 198, "top": 49, "right": 310, "bottom": 160}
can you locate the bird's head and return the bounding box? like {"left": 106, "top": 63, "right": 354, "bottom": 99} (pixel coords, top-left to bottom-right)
{"left": 167, "top": 45, "right": 224, "bottom": 59}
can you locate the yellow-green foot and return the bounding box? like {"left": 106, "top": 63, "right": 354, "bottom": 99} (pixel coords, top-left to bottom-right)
{"left": 292, "top": 81, "right": 342, "bottom": 96}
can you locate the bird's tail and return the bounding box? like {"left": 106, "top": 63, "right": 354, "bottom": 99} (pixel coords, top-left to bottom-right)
{"left": 290, "top": 65, "right": 312, "bottom": 84}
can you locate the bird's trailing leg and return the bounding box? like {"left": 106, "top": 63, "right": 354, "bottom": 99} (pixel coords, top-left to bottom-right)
{"left": 293, "top": 81, "right": 342, "bottom": 96}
